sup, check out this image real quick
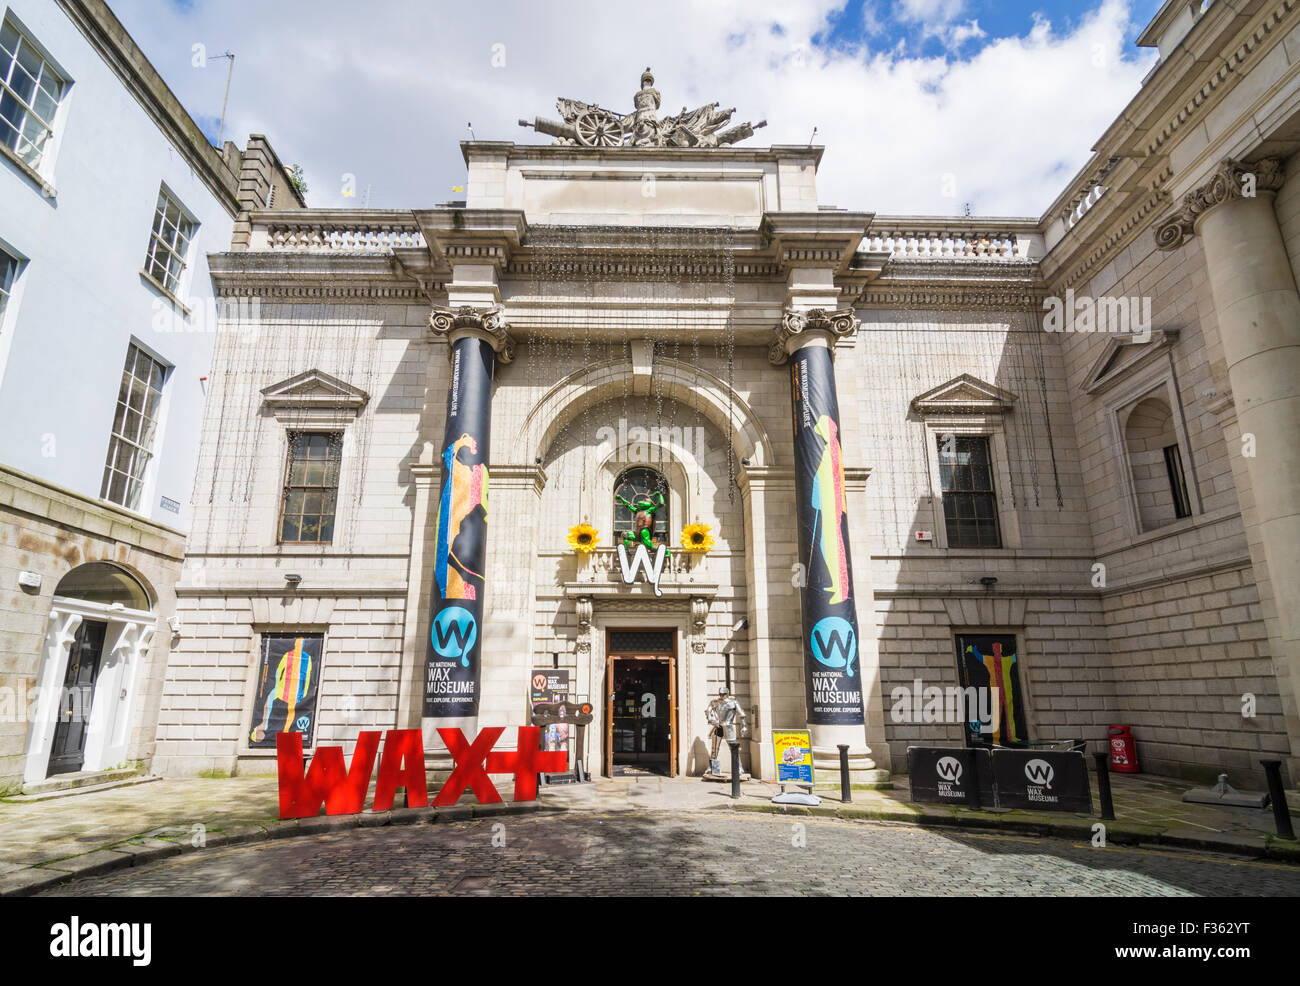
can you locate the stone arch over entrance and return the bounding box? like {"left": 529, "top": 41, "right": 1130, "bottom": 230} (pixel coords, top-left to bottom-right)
{"left": 520, "top": 357, "right": 774, "bottom": 468}
{"left": 23, "top": 562, "right": 157, "bottom": 785}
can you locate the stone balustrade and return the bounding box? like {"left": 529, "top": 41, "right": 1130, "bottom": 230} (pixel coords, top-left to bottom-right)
{"left": 863, "top": 220, "right": 1042, "bottom": 261}
{"left": 248, "top": 211, "right": 427, "bottom": 252}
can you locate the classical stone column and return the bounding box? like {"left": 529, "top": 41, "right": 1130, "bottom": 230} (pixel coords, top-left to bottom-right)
{"left": 422, "top": 304, "right": 515, "bottom": 736}
{"left": 1157, "top": 158, "right": 1300, "bottom": 774}
{"left": 770, "top": 308, "right": 876, "bottom": 775}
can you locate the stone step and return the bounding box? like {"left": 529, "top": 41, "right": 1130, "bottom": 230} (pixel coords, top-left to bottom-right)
{"left": 813, "top": 768, "right": 893, "bottom": 790}
{"left": 16, "top": 767, "right": 155, "bottom": 801}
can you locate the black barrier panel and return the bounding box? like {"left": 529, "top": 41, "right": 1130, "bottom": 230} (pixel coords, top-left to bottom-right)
{"left": 907, "top": 746, "right": 993, "bottom": 807}
{"left": 991, "top": 749, "right": 1092, "bottom": 812}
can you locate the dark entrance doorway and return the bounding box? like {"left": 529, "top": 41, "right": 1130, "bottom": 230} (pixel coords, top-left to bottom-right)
{"left": 48, "top": 619, "right": 107, "bottom": 776}
{"left": 605, "top": 629, "right": 676, "bottom": 778}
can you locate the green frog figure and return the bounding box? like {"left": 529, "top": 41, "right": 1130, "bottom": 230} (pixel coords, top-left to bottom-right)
{"left": 616, "top": 488, "right": 669, "bottom": 557}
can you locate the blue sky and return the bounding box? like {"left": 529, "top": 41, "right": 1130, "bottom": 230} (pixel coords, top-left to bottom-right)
{"left": 125, "top": 0, "right": 1165, "bottom": 216}
{"left": 817, "top": 0, "right": 1163, "bottom": 53}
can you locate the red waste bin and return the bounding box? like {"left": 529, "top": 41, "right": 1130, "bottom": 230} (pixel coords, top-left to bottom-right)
{"left": 1108, "top": 725, "right": 1140, "bottom": 773}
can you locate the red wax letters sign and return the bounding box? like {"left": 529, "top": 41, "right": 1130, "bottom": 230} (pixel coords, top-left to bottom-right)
{"left": 276, "top": 726, "right": 566, "bottom": 819}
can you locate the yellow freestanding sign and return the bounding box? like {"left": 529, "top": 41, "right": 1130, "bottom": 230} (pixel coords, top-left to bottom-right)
{"left": 772, "top": 729, "right": 814, "bottom": 786}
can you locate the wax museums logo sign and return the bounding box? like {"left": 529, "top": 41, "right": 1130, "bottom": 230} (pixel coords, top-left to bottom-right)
{"left": 276, "top": 727, "right": 566, "bottom": 819}
{"left": 791, "top": 346, "right": 864, "bottom": 725}
{"left": 425, "top": 337, "right": 492, "bottom": 718}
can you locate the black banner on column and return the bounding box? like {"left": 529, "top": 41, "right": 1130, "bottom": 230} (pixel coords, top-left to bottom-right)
{"left": 424, "top": 335, "right": 494, "bottom": 718}
{"left": 790, "top": 345, "right": 865, "bottom": 725}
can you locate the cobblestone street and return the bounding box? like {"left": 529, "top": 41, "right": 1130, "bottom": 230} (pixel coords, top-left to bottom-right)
{"left": 38, "top": 811, "right": 1300, "bottom": 897}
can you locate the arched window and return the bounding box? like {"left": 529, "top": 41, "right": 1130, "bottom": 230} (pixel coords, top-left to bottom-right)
{"left": 1124, "top": 396, "right": 1191, "bottom": 532}
{"left": 613, "top": 467, "right": 669, "bottom": 548}
{"left": 53, "top": 562, "right": 150, "bottom": 610}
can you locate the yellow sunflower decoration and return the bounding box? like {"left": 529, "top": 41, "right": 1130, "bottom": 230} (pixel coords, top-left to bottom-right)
{"left": 681, "top": 522, "right": 716, "bottom": 553}
{"left": 567, "top": 523, "right": 599, "bottom": 553}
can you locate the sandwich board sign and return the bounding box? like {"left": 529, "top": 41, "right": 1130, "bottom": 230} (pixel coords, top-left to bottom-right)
{"left": 772, "top": 729, "right": 814, "bottom": 787}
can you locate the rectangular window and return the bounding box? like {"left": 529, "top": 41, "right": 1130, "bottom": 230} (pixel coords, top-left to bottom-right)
{"left": 143, "top": 187, "right": 196, "bottom": 294}
{"left": 100, "top": 344, "right": 167, "bottom": 510}
{"left": 938, "top": 435, "right": 1001, "bottom": 548}
{"left": 279, "top": 432, "right": 341, "bottom": 544}
{"left": 0, "top": 246, "right": 18, "bottom": 321}
{"left": 0, "top": 20, "right": 65, "bottom": 171}
{"left": 956, "top": 634, "right": 1029, "bottom": 748}
{"left": 1163, "top": 443, "right": 1192, "bottom": 519}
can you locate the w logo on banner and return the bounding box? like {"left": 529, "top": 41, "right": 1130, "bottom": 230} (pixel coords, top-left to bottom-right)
{"left": 1024, "top": 759, "right": 1054, "bottom": 788}
{"left": 936, "top": 756, "right": 963, "bottom": 783}
{"left": 432, "top": 606, "right": 477, "bottom": 666}
{"left": 810, "top": 617, "right": 857, "bottom": 677}
{"left": 617, "top": 543, "right": 667, "bottom": 597}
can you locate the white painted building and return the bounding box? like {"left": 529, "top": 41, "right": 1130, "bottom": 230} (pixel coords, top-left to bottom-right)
{"left": 0, "top": 0, "right": 300, "bottom": 792}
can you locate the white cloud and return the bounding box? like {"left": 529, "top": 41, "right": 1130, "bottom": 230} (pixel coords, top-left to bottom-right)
{"left": 111, "top": 0, "right": 1155, "bottom": 217}
{"left": 897, "top": 0, "right": 969, "bottom": 32}
{"left": 947, "top": 19, "right": 987, "bottom": 47}
{"left": 861, "top": 1, "right": 888, "bottom": 37}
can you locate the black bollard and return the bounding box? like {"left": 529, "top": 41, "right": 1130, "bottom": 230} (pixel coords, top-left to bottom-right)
{"left": 1261, "top": 760, "right": 1295, "bottom": 840}
{"left": 838, "top": 744, "right": 851, "bottom": 803}
{"left": 729, "top": 740, "right": 741, "bottom": 799}
{"left": 1093, "top": 751, "right": 1115, "bottom": 820}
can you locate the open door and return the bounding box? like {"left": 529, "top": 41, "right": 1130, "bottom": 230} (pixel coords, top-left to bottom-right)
{"left": 668, "top": 650, "right": 678, "bottom": 777}
{"left": 603, "top": 652, "right": 614, "bottom": 778}
{"left": 605, "top": 629, "right": 677, "bottom": 777}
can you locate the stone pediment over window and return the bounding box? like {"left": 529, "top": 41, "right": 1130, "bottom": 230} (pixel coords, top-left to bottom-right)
{"left": 910, "top": 374, "right": 1017, "bottom": 416}
{"left": 261, "top": 369, "right": 370, "bottom": 423}
{"left": 1081, "top": 329, "right": 1179, "bottom": 396}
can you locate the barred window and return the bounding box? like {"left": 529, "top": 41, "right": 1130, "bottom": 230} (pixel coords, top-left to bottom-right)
{"left": 279, "top": 433, "right": 341, "bottom": 544}
{"left": 613, "top": 467, "right": 669, "bottom": 547}
{"left": 144, "top": 187, "right": 196, "bottom": 294}
{"left": 938, "top": 435, "right": 1001, "bottom": 549}
{"left": 0, "top": 20, "right": 65, "bottom": 172}
{"left": 101, "top": 344, "right": 167, "bottom": 510}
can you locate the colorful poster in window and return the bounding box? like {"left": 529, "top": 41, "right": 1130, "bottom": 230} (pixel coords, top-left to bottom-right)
{"left": 772, "top": 728, "right": 814, "bottom": 785}
{"left": 250, "top": 634, "right": 322, "bottom": 749}
{"left": 424, "top": 335, "right": 494, "bottom": 718}
{"left": 790, "top": 344, "right": 865, "bottom": 725}
{"left": 956, "top": 634, "right": 1029, "bottom": 747}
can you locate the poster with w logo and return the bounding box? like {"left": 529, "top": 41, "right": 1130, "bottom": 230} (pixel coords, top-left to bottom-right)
{"left": 956, "top": 634, "right": 1029, "bottom": 747}
{"left": 249, "top": 634, "right": 322, "bottom": 748}
{"left": 790, "top": 345, "right": 864, "bottom": 726}
{"left": 424, "top": 336, "right": 494, "bottom": 718}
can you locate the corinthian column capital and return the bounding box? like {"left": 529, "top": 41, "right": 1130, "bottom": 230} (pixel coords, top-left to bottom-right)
{"left": 1155, "top": 158, "right": 1285, "bottom": 252}
{"left": 768, "top": 307, "right": 859, "bottom": 366}
{"left": 428, "top": 304, "right": 516, "bottom": 363}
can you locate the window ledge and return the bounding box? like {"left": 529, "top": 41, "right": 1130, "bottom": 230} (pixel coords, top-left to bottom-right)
{"left": 0, "top": 141, "right": 56, "bottom": 199}
{"left": 1134, "top": 516, "right": 1196, "bottom": 543}
{"left": 138, "top": 269, "right": 191, "bottom": 316}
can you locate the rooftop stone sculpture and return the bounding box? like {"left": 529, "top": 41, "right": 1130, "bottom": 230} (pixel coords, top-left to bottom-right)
{"left": 518, "top": 67, "right": 767, "bottom": 148}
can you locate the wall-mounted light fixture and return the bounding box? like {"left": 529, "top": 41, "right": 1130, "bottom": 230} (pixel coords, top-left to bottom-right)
{"left": 284, "top": 573, "right": 302, "bottom": 586}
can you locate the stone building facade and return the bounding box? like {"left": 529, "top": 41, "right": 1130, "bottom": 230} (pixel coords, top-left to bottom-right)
{"left": 154, "top": 0, "right": 1300, "bottom": 786}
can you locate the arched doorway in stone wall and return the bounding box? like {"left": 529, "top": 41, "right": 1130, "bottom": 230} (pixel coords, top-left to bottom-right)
{"left": 23, "top": 562, "right": 156, "bottom": 784}
{"left": 524, "top": 356, "right": 771, "bottom": 778}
